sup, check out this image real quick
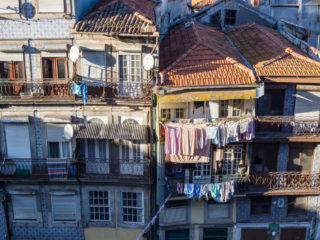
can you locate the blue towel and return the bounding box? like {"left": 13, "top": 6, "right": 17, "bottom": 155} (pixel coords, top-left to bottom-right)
{"left": 73, "top": 82, "right": 88, "bottom": 105}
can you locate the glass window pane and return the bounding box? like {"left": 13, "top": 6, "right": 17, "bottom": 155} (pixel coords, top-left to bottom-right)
{"left": 0, "top": 62, "right": 10, "bottom": 79}
{"left": 57, "top": 59, "right": 66, "bottom": 79}
{"left": 48, "top": 142, "right": 59, "bottom": 158}
{"left": 62, "top": 142, "right": 70, "bottom": 158}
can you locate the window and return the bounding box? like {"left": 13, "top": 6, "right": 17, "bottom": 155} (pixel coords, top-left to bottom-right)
{"left": 121, "top": 140, "right": 141, "bottom": 162}
{"left": 288, "top": 143, "right": 314, "bottom": 171}
{"left": 219, "top": 100, "right": 243, "bottom": 118}
{"left": 88, "top": 191, "right": 110, "bottom": 221}
{"left": 119, "top": 55, "right": 141, "bottom": 82}
{"left": 175, "top": 108, "right": 185, "bottom": 119}
{"left": 257, "top": 89, "right": 285, "bottom": 116}
{"left": 82, "top": 51, "right": 106, "bottom": 82}
{"left": 0, "top": 61, "right": 24, "bottom": 79}
{"left": 0, "top": 0, "right": 19, "bottom": 13}
{"left": 51, "top": 194, "right": 76, "bottom": 221}
{"left": 224, "top": 10, "right": 237, "bottom": 25}
{"left": 121, "top": 192, "right": 144, "bottom": 223}
{"left": 11, "top": 194, "right": 37, "bottom": 221}
{"left": 48, "top": 142, "right": 71, "bottom": 158}
{"left": 252, "top": 143, "right": 278, "bottom": 172}
{"left": 42, "top": 57, "right": 67, "bottom": 79}
{"left": 287, "top": 196, "right": 307, "bottom": 216}
{"left": 223, "top": 145, "right": 243, "bottom": 175}
{"left": 161, "top": 109, "right": 171, "bottom": 121}
{"left": 219, "top": 100, "right": 228, "bottom": 117}
{"left": 193, "top": 162, "right": 211, "bottom": 178}
{"left": 250, "top": 197, "right": 271, "bottom": 215}
{"left": 38, "top": 0, "right": 65, "bottom": 13}
{"left": 86, "top": 139, "right": 108, "bottom": 160}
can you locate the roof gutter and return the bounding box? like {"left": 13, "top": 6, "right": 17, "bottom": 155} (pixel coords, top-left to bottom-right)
{"left": 157, "top": 84, "right": 259, "bottom": 93}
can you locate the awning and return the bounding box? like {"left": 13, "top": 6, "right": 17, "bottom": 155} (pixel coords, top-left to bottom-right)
{"left": 74, "top": 124, "right": 150, "bottom": 141}
{"left": 157, "top": 89, "right": 256, "bottom": 104}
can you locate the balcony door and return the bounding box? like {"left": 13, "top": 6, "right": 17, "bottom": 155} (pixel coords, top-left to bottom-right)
{"left": 118, "top": 54, "right": 141, "bottom": 97}
{"left": 0, "top": 61, "right": 25, "bottom": 96}
{"left": 42, "top": 57, "right": 67, "bottom": 80}
{"left": 85, "top": 139, "right": 109, "bottom": 174}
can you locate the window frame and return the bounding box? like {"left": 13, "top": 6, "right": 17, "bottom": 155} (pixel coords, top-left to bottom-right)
{"left": 120, "top": 191, "right": 144, "bottom": 224}
{"left": 47, "top": 141, "right": 72, "bottom": 159}
{"left": 223, "top": 144, "right": 244, "bottom": 175}
{"left": 250, "top": 196, "right": 271, "bottom": 216}
{"left": 118, "top": 54, "right": 142, "bottom": 83}
{"left": 42, "top": 57, "right": 67, "bottom": 80}
{"left": 161, "top": 108, "right": 171, "bottom": 121}
{"left": 88, "top": 191, "right": 111, "bottom": 222}
{"left": 224, "top": 9, "right": 237, "bottom": 26}
{"left": 0, "top": 61, "right": 25, "bottom": 80}
{"left": 11, "top": 193, "right": 38, "bottom": 222}
{"left": 219, "top": 100, "right": 243, "bottom": 118}
{"left": 175, "top": 108, "right": 185, "bottom": 119}
{"left": 51, "top": 194, "right": 77, "bottom": 222}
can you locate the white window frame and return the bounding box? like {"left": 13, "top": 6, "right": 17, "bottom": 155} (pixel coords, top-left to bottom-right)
{"left": 219, "top": 100, "right": 243, "bottom": 118}
{"left": 223, "top": 144, "right": 243, "bottom": 175}
{"left": 88, "top": 191, "right": 111, "bottom": 222}
{"left": 11, "top": 193, "right": 38, "bottom": 222}
{"left": 118, "top": 53, "right": 142, "bottom": 82}
{"left": 161, "top": 108, "right": 171, "bottom": 121}
{"left": 120, "top": 191, "right": 144, "bottom": 224}
{"left": 51, "top": 194, "right": 76, "bottom": 222}
{"left": 175, "top": 108, "right": 185, "bottom": 119}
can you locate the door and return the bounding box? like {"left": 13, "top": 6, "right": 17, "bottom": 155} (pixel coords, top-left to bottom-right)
{"left": 203, "top": 228, "right": 227, "bottom": 240}
{"left": 241, "top": 229, "right": 267, "bottom": 240}
{"left": 280, "top": 228, "right": 306, "bottom": 240}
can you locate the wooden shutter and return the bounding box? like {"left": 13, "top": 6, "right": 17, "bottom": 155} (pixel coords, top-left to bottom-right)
{"left": 46, "top": 124, "right": 64, "bottom": 142}
{"left": 12, "top": 195, "right": 37, "bottom": 220}
{"left": 82, "top": 52, "right": 106, "bottom": 82}
{"left": 51, "top": 195, "right": 76, "bottom": 221}
{"left": 38, "top": 0, "right": 65, "bottom": 12}
{"left": 0, "top": 0, "right": 19, "bottom": 13}
{"left": 5, "top": 124, "right": 31, "bottom": 159}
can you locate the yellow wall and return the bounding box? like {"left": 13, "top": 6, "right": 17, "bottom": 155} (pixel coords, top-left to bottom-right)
{"left": 84, "top": 227, "right": 146, "bottom": 240}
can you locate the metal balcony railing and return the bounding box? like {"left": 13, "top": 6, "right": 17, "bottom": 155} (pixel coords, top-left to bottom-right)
{"left": 0, "top": 158, "right": 152, "bottom": 181}
{"left": 249, "top": 171, "right": 320, "bottom": 192}
{"left": 77, "top": 158, "right": 152, "bottom": 180}
{"left": 255, "top": 116, "right": 320, "bottom": 136}
{"left": 0, "top": 79, "right": 73, "bottom": 99}
{"left": 78, "top": 77, "right": 153, "bottom": 100}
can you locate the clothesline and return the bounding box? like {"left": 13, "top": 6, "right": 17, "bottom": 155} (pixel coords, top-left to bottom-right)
{"left": 174, "top": 181, "right": 235, "bottom": 203}
{"left": 165, "top": 118, "right": 254, "bottom": 164}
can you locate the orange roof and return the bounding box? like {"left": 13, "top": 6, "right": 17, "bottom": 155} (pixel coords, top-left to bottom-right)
{"left": 190, "top": 0, "right": 219, "bottom": 10}
{"left": 227, "top": 23, "right": 320, "bottom": 77}
{"left": 73, "top": 0, "right": 157, "bottom": 35}
{"left": 160, "top": 21, "right": 256, "bottom": 87}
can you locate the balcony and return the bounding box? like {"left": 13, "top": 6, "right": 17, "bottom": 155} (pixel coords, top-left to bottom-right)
{"left": 77, "top": 158, "right": 152, "bottom": 183}
{"left": 255, "top": 116, "right": 320, "bottom": 139}
{"left": 78, "top": 77, "right": 153, "bottom": 100}
{"left": 248, "top": 171, "right": 320, "bottom": 195}
{"left": 0, "top": 158, "right": 76, "bottom": 181}
{"left": 0, "top": 158, "right": 152, "bottom": 184}
{"left": 0, "top": 79, "right": 73, "bottom": 101}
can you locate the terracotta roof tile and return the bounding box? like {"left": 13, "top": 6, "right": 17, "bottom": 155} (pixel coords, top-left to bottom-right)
{"left": 73, "top": 0, "right": 157, "bottom": 35}
{"left": 190, "top": 0, "right": 219, "bottom": 10}
{"left": 227, "top": 23, "right": 320, "bottom": 77}
{"left": 160, "top": 21, "right": 256, "bottom": 87}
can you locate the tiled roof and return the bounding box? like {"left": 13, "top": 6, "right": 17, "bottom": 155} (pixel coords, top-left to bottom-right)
{"left": 160, "top": 21, "right": 256, "bottom": 87}
{"left": 73, "top": 0, "right": 157, "bottom": 35}
{"left": 227, "top": 23, "right": 320, "bottom": 77}
{"left": 190, "top": 0, "right": 219, "bottom": 10}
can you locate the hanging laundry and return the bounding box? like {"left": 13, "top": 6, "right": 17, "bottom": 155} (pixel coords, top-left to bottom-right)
{"left": 177, "top": 183, "right": 184, "bottom": 194}
{"left": 73, "top": 82, "right": 88, "bottom": 105}
{"left": 184, "top": 183, "right": 194, "bottom": 199}
{"left": 193, "top": 184, "right": 201, "bottom": 201}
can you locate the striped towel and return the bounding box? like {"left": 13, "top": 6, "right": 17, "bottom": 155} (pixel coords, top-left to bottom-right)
{"left": 47, "top": 158, "right": 68, "bottom": 180}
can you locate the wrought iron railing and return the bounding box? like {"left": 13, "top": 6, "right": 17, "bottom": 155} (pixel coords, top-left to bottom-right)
{"left": 249, "top": 171, "right": 320, "bottom": 191}
{"left": 0, "top": 158, "right": 152, "bottom": 181}
{"left": 77, "top": 158, "right": 152, "bottom": 179}
{"left": 255, "top": 116, "right": 320, "bottom": 135}
{"left": 0, "top": 79, "right": 72, "bottom": 99}
{"left": 78, "top": 77, "right": 153, "bottom": 99}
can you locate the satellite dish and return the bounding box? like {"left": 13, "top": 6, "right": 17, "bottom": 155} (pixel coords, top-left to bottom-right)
{"left": 143, "top": 54, "right": 154, "bottom": 71}
{"left": 69, "top": 46, "right": 80, "bottom": 62}
{"left": 64, "top": 124, "right": 74, "bottom": 140}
